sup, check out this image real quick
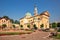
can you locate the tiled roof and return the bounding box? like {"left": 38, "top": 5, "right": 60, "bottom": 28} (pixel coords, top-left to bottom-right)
{"left": 0, "top": 17, "right": 10, "bottom": 20}
{"left": 40, "top": 11, "right": 50, "bottom": 17}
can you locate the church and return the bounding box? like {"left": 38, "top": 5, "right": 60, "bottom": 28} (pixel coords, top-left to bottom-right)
{"left": 20, "top": 6, "right": 50, "bottom": 30}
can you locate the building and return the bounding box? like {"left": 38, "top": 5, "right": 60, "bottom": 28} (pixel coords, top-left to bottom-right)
{"left": 20, "top": 6, "right": 50, "bottom": 29}
{"left": 12, "top": 24, "right": 20, "bottom": 29}
{"left": 0, "top": 17, "right": 12, "bottom": 29}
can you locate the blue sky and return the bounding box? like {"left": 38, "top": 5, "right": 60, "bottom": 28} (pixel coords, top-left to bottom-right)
{"left": 0, "top": 0, "right": 60, "bottom": 23}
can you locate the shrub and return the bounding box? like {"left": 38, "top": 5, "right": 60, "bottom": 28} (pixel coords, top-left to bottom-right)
{"left": 58, "top": 29, "right": 60, "bottom": 32}
{"left": 40, "top": 24, "right": 44, "bottom": 28}
{"left": 27, "top": 24, "right": 30, "bottom": 28}
{"left": 55, "top": 34, "right": 60, "bottom": 39}
{"left": 52, "top": 22, "right": 57, "bottom": 28}
{"left": 2, "top": 24, "right": 7, "bottom": 29}
{"left": 13, "top": 25, "right": 16, "bottom": 28}
{"left": 33, "top": 24, "right": 37, "bottom": 30}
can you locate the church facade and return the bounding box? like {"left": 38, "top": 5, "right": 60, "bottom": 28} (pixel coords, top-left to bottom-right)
{"left": 20, "top": 6, "right": 50, "bottom": 29}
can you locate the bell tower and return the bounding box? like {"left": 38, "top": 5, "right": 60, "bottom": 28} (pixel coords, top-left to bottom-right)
{"left": 34, "top": 5, "right": 38, "bottom": 16}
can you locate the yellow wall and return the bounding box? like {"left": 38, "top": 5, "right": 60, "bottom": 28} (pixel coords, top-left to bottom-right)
{"left": 0, "top": 18, "right": 12, "bottom": 29}
{"left": 20, "top": 12, "right": 50, "bottom": 29}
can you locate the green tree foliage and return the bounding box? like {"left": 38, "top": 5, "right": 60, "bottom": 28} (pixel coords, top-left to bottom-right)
{"left": 40, "top": 24, "right": 44, "bottom": 28}
{"left": 57, "top": 22, "right": 60, "bottom": 27}
{"left": 14, "top": 20, "right": 20, "bottom": 24}
{"left": 52, "top": 22, "right": 57, "bottom": 28}
{"left": 10, "top": 19, "right": 14, "bottom": 23}
{"left": 2, "top": 16, "right": 20, "bottom": 24}
{"left": 2, "top": 16, "right": 9, "bottom": 19}
{"left": 13, "top": 25, "right": 16, "bottom": 28}
{"left": 33, "top": 24, "right": 37, "bottom": 30}
{"left": 2, "top": 16, "right": 15, "bottom": 24}
{"left": 2, "top": 24, "right": 7, "bottom": 29}
{"left": 57, "top": 22, "right": 60, "bottom": 32}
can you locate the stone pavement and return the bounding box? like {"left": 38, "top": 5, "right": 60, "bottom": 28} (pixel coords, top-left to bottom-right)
{"left": 0, "top": 30, "right": 53, "bottom": 40}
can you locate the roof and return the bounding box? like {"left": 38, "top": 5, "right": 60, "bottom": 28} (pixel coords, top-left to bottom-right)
{"left": 40, "top": 11, "right": 50, "bottom": 17}
{"left": 25, "top": 12, "right": 32, "bottom": 16}
{"left": 20, "top": 11, "right": 50, "bottom": 20}
{"left": 25, "top": 12, "right": 32, "bottom": 18}
{"left": 0, "top": 17, "right": 10, "bottom": 21}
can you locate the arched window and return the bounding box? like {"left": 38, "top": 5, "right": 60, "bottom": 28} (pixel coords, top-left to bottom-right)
{"left": 20, "top": 25, "right": 23, "bottom": 28}
{"left": 33, "top": 24, "right": 37, "bottom": 30}
{"left": 2, "top": 20, "right": 3, "bottom": 22}
{"left": 27, "top": 24, "right": 30, "bottom": 28}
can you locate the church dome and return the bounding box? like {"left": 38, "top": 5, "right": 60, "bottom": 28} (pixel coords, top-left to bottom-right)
{"left": 25, "top": 12, "right": 32, "bottom": 18}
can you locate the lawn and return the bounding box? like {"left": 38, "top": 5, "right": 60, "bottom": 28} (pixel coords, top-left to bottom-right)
{"left": 53, "top": 34, "right": 60, "bottom": 39}
{"left": 55, "top": 34, "right": 60, "bottom": 39}
{"left": 0, "top": 30, "right": 33, "bottom": 36}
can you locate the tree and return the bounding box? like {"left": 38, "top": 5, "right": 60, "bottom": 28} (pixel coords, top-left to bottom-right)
{"left": 2, "top": 24, "right": 7, "bottom": 29}
{"left": 27, "top": 24, "right": 30, "bottom": 28}
{"left": 2, "top": 16, "right": 9, "bottom": 19}
{"left": 33, "top": 24, "right": 37, "bottom": 30}
{"left": 57, "top": 22, "right": 60, "bottom": 32}
{"left": 40, "top": 24, "right": 44, "bottom": 28}
{"left": 51, "top": 23, "right": 58, "bottom": 36}
{"left": 57, "top": 22, "right": 60, "bottom": 27}
{"left": 13, "top": 25, "right": 16, "bottom": 28}
{"left": 10, "top": 19, "right": 14, "bottom": 23}
{"left": 14, "top": 20, "right": 20, "bottom": 24}
{"left": 52, "top": 22, "right": 57, "bottom": 28}
{"left": 2, "top": 16, "right": 15, "bottom": 24}
{"left": 20, "top": 25, "right": 23, "bottom": 28}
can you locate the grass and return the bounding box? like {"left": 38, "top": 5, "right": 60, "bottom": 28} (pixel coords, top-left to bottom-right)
{"left": 53, "top": 34, "right": 60, "bottom": 39}
{"left": 55, "top": 34, "right": 60, "bottom": 39}
{"left": 0, "top": 32, "right": 20, "bottom": 35}
{"left": 0, "top": 31, "right": 33, "bottom": 36}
